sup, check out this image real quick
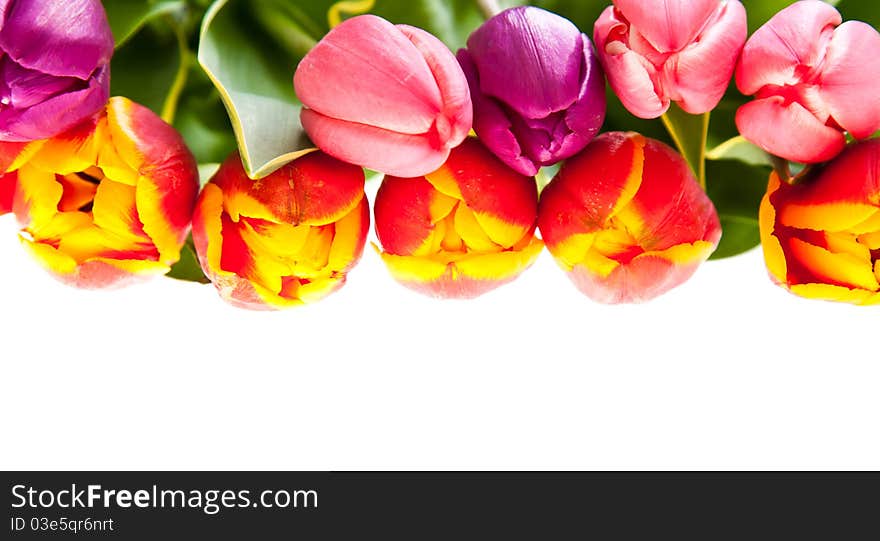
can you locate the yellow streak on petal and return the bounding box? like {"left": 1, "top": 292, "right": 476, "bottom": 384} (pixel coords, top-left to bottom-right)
{"left": 549, "top": 233, "right": 596, "bottom": 271}
{"left": 92, "top": 179, "right": 146, "bottom": 245}
{"left": 290, "top": 226, "right": 333, "bottom": 279}
{"left": 224, "top": 191, "right": 278, "bottom": 223}
{"left": 91, "top": 257, "right": 169, "bottom": 276}
{"left": 30, "top": 212, "right": 92, "bottom": 243}
{"left": 57, "top": 225, "right": 149, "bottom": 263}
{"left": 380, "top": 252, "right": 449, "bottom": 283}
{"left": 136, "top": 174, "right": 182, "bottom": 264}
{"left": 454, "top": 238, "right": 544, "bottom": 281}
{"left": 608, "top": 134, "right": 645, "bottom": 219}
{"left": 789, "top": 238, "right": 879, "bottom": 291}
{"left": 823, "top": 231, "right": 871, "bottom": 261}
{"left": 199, "top": 184, "right": 228, "bottom": 276}
{"left": 29, "top": 121, "right": 103, "bottom": 175}
{"left": 106, "top": 97, "right": 146, "bottom": 173}
{"left": 250, "top": 279, "right": 304, "bottom": 309}
{"left": 296, "top": 276, "right": 344, "bottom": 303}
{"left": 6, "top": 140, "right": 45, "bottom": 172}
{"left": 425, "top": 166, "right": 463, "bottom": 200}
{"left": 859, "top": 231, "right": 880, "bottom": 250}
{"left": 19, "top": 236, "right": 77, "bottom": 276}
{"left": 327, "top": 198, "right": 366, "bottom": 272}
{"left": 759, "top": 173, "right": 787, "bottom": 283}
{"left": 643, "top": 241, "right": 717, "bottom": 266}
{"left": 429, "top": 190, "right": 458, "bottom": 223}
{"left": 581, "top": 249, "right": 620, "bottom": 279}
{"left": 779, "top": 202, "right": 877, "bottom": 232}
{"left": 97, "top": 133, "right": 139, "bottom": 186}
{"left": 454, "top": 204, "right": 499, "bottom": 253}
{"left": 848, "top": 210, "right": 880, "bottom": 235}
{"left": 17, "top": 165, "right": 62, "bottom": 228}
{"left": 789, "top": 283, "right": 876, "bottom": 305}
{"left": 472, "top": 211, "right": 530, "bottom": 249}
{"left": 440, "top": 213, "right": 463, "bottom": 252}
{"left": 240, "top": 220, "right": 311, "bottom": 261}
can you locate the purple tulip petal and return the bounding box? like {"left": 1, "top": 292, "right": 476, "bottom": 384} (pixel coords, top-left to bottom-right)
{"left": 0, "top": 65, "right": 108, "bottom": 141}
{"left": 2, "top": 56, "right": 81, "bottom": 109}
{"left": 556, "top": 38, "right": 606, "bottom": 159}
{"left": 467, "top": 6, "right": 583, "bottom": 118}
{"left": 0, "top": 0, "right": 113, "bottom": 80}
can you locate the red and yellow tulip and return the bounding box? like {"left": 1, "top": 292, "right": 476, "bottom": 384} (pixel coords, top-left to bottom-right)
{"left": 191, "top": 151, "right": 369, "bottom": 310}
{"left": 374, "top": 138, "right": 543, "bottom": 298}
{"left": 538, "top": 131, "right": 721, "bottom": 303}
{"left": 0, "top": 97, "right": 199, "bottom": 288}
{"left": 760, "top": 139, "right": 880, "bottom": 305}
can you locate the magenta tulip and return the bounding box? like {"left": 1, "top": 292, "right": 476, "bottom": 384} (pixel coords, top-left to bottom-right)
{"left": 457, "top": 7, "right": 606, "bottom": 177}
{"left": 0, "top": 0, "right": 113, "bottom": 142}
{"left": 735, "top": 0, "right": 880, "bottom": 164}
{"left": 294, "top": 15, "right": 472, "bottom": 178}
{"left": 594, "top": 0, "right": 746, "bottom": 119}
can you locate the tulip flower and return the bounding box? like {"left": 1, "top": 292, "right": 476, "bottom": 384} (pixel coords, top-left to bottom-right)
{"left": 735, "top": 1, "right": 880, "bottom": 164}
{"left": 0, "top": 0, "right": 114, "bottom": 142}
{"left": 1, "top": 97, "right": 199, "bottom": 288}
{"left": 0, "top": 171, "right": 14, "bottom": 214}
{"left": 538, "top": 132, "right": 721, "bottom": 303}
{"left": 594, "top": 0, "right": 747, "bottom": 119}
{"left": 192, "top": 151, "right": 369, "bottom": 310}
{"left": 374, "top": 138, "right": 543, "bottom": 299}
{"left": 457, "top": 6, "right": 606, "bottom": 176}
{"left": 293, "top": 14, "right": 471, "bottom": 178}
{"left": 759, "top": 139, "right": 880, "bottom": 305}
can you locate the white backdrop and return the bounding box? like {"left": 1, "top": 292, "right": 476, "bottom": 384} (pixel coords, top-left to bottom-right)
{"left": 1, "top": 180, "right": 878, "bottom": 470}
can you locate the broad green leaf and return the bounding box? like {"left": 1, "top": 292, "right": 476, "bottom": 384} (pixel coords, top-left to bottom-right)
{"left": 198, "top": 0, "right": 314, "bottom": 179}
{"left": 707, "top": 136, "right": 772, "bottom": 168}
{"left": 167, "top": 235, "right": 209, "bottom": 283}
{"left": 661, "top": 103, "right": 709, "bottom": 189}
{"left": 103, "top": 0, "right": 185, "bottom": 48}
{"left": 706, "top": 160, "right": 770, "bottom": 259}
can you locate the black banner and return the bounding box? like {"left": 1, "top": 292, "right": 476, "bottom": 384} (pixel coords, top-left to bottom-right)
{"left": 2, "top": 472, "right": 877, "bottom": 539}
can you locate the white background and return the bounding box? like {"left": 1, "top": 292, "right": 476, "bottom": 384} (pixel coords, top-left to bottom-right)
{"left": 1, "top": 180, "right": 878, "bottom": 470}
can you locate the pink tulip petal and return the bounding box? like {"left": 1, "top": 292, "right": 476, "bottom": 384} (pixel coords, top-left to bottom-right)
{"left": 613, "top": 0, "right": 720, "bottom": 52}
{"left": 736, "top": 97, "right": 845, "bottom": 163}
{"left": 0, "top": 0, "right": 113, "bottom": 80}
{"left": 736, "top": 0, "right": 840, "bottom": 95}
{"left": 300, "top": 109, "right": 448, "bottom": 178}
{"left": 818, "top": 20, "right": 880, "bottom": 139}
{"left": 293, "top": 15, "right": 441, "bottom": 135}
{"left": 665, "top": 0, "right": 746, "bottom": 114}
{"left": 397, "top": 24, "right": 471, "bottom": 148}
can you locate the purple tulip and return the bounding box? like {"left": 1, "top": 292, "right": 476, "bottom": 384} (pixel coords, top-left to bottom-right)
{"left": 0, "top": 0, "right": 113, "bottom": 142}
{"left": 457, "top": 7, "right": 606, "bottom": 176}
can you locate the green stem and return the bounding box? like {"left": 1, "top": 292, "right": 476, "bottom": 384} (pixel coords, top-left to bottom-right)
{"left": 660, "top": 104, "right": 709, "bottom": 191}
{"left": 474, "top": 0, "right": 502, "bottom": 19}
{"left": 160, "top": 19, "right": 190, "bottom": 125}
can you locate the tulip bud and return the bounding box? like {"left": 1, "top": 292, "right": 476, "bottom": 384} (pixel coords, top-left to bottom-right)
{"left": 759, "top": 139, "right": 880, "bottom": 305}
{"left": 374, "top": 138, "right": 543, "bottom": 299}
{"left": 192, "top": 151, "right": 369, "bottom": 310}
{"left": 293, "top": 14, "right": 471, "bottom": 178}
{"left": 457, "top": 7, "right": 606, "bottom": 176}
{"left": 594, "top": 0, "right": 746, "bottom": 119}
{"left": 538, "top": 132, "right": 721, "bottom": 303}
{"left": 735, "top": 1, "right": 880, "bottom": 164}
{"left": 0, "top": 0, "right": 113, "bottom": 141}
{"left": 1, "top": 97, "right": 199, "bottom": 288}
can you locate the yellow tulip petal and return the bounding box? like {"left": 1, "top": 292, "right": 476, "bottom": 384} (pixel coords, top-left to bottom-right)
{"left": 295, "top": 276, "right": 344, "bottom": 304}
{"left": 759, "top": 175, "right": 787, "bottom": 282}
{"left": 454, "top": 204, "right": 499, "bottom": 253}
{"left": 847, "top": 209, "right": 880, "bottom": 235}
{"left": 327, "top": 200, "right": 367, "bottom": 272}
{"left": 425, "top": 166, "right": 463, "bottom": 200}
{"left": 136, "top": 174, "right": 183, "bottom": 264}
{"left": 608, "top": 136, "right": 645, "bottom": 218}
{"left": 472, "top": 211, "right": 530, "bottom": 249}
{"left": 858, "top": 231, "right": 880, "bottom": 250}
{"left": 380, "top": 252, "right": 449, "bottom": 283}
{"left": 789, "top": 283, "right": 877, "bottom": 305}
{"left": 429, "top": 190, "right": 458, "bottom": 223}
{"left": 28, "top": 212, "right": 92, "bottom": 243}
{"left": 645, "top": 241, "right": 717, "bottom": 266}
{"left": 5, "top": 140, "right": 45, "bottom": 172}
{"left": 581, "top": 248, "right": 620, "bottom": 278}
{"left": 239, "top": 220, "right": 311, "bottom": 261}
{"left": 779, "top": 202, "right": 877, "bottom": 232}
{"left": 199, "top": 184, "right": 228, "bottom": 275}
{"left": 20, "top": 237, "right": 78, "bottom": 276}
{"left": 97, "top": 136, "right": 139, "bottom": 186}
{"left": 91, "top": 257, "right": 169, "bottom": 277}
{"left": 549, "top": 232, "right": 596, "bottom": 270}
{"left": 16, "top": 165, "right": 62, "bottom": 228}
{"left": 93, "top": 179, "right": 147, "bottom": 244}
{"left": 455, "top": 238, "right": 544, "bottom": 281}
{"left": 290, "top": 226, "right": 333, "bottom": 279}
{"left": 789, "top": 238, "right": 879, "bottom": 291}
{"left": 57, "top": 225, "right": 154, "bottom": 263}
{"left": 823, "top": 231, "right": 871, "bottom": 261}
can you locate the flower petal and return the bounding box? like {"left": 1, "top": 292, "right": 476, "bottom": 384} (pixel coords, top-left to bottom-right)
{"left": 613, "top": 0, "right": 721, "bottom": 53}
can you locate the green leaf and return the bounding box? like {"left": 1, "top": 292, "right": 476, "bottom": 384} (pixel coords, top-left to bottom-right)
{"left": 110, "top": 22, "right": 181, "bottom": 115}
{"left": 836, "top": 0, "right": 880, "bottom": 28}
{"left": 173, "top": 65, "right": 237, "bottom": 165}
{"left": 103, "top": 0, "right": 185, "bottom": 48}
{"left": 166, "top": 235, "right": 210, "bottom": 283}
{"left": 530, "top": 0, "right": 611, "bottom": 34}
{"left": 197, "top": 0, "right": 314, "bottom": 179}
{"left": 706, "top": 160, "right": 770, "bottom": 259}
{"left": 660, "top": 103, "right": 709, "bottom": 190}
{"left": 707, "top": 136, "right": 773, "bottom": 168}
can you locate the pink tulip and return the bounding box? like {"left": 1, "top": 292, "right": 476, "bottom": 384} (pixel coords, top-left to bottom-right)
{"left": 735, "top": 1, "right": 880, "bottom": 164}
{"left": 594, "top": 0, "right": 747, "bottom": 119}
{"left": 294, "top": 15, "right": 472, "bottom": 178}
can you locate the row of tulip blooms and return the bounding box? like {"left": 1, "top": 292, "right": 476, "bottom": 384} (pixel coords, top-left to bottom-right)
{"left": 1, "top": 0, "right": 879, "bottom": 309}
